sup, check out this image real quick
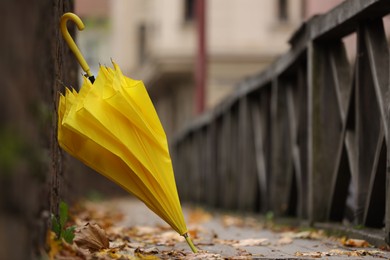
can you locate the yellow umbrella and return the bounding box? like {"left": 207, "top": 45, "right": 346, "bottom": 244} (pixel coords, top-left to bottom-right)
{"left": 58, "top": 13, "right": 197, "bottom": 253}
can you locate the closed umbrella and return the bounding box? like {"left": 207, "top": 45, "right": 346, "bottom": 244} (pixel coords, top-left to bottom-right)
{"left": 58, "top": 12, "right": 197, "bottom": 252}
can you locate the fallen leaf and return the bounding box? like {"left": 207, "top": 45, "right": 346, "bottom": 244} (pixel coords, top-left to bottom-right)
{"left": 46, "top": 231, "right": 61, "bottom": 260}
{"left": 128, "top": 242, "right": 146, "bottom": 248}
{"left": 293, "top": 230, "right": 311, "bottom": 238}
{"left": 134, "top": 247, "right": 160, "bottom": 260}
{"left": 342, "top": 238, "right": 370, "bottom": 247}
{"left": 295, "top": 249, "right": 384, "bottom": 258}
{"left": 308, "top": 230, "right": 326, "bottom": 240}
{"left": 222, "top": 215, "right": 244, "bottom": 227}
{"left": 188, "top": 228, "right": 199, "bottom": 239}
{"left": 94, "top": 248, "right": 122, "bottom": 259}
{"left": 379, "top": 244, "right": 390, "bottom": 251}
{"left": 74, "top": 223, "right": 109, "bottom": 252}
{"left": 135, "top": 246, "right": 159, "bottom": 254}
{"left": 55, "top": 240, "right": 90, "bottom": 260}
{"left": 133, "top": 226, "right": 160, "bottom": 235}
{"left": 233, "top": 238, "right": 268, "bottom": 247}
{"left": 295, "top": 251, "right": 322, "bottom": 258}
{"left": 188, "top": 208, "right": 212, "bottom": 224}
{"left": 162, "top": 249, "right": 188, "bottom": 258}
{"left": 277, "top": 236, "right": 293, "bottom": 245}
{"left": 185, "top": 252, "right": 223, "bottom": 259}
{"left": 281, "top": 230, "right": 325, "bottom": 240}
{"left": 328, "top": 249, "right": 383, "bottom": 257}
{"left": 236, "top": 247, "right": 252, "bottom": 257}
{"left": 214, "top": 239, "right": 238, "bottom": 246}
{"left": 158, "top": 231, "right": 180, "bottom": 241}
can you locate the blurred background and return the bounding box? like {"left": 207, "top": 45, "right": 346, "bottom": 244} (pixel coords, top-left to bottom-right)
{"left": 0, "top": 0, "right": 352, "bottom": 259}
{"left": 75, "top": 0, "right": 345, "bottom": 139}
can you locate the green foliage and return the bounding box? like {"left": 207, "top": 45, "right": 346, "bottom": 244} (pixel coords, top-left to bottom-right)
{"left": 86, "top": 189, "right": 105, "bottom": 202}
{"left": 0, "top": 127, "right": 47, "bottom": 181}
{"left": 354, "top": 224, "right": 365, "bottom": 230}
{"left": 59, "top": 202, "right": 68, "bottom": 228}
{"left": 62, "top": 226, "right": 76, "bottom": 244}
{"left": 266, "top": 211, "right": 274, "bottom": 222}
{"left": 51, "top": 217, "right": 61, "bottom": 238}
{"left": 51, "top": 201, "right": 76, "bottom": 244}
{"left": 0, "top": 128, "right": 24, "bottom": 175}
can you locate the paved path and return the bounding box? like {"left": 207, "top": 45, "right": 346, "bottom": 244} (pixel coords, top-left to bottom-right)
{"left": 82, "top": 198, "right": 390, "bottom": 259}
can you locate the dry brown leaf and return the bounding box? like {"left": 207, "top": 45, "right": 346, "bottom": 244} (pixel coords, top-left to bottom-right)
{"left": 292, "top": 230, "right": 311, "bottom": 239}
{"left": 342, "top": 238, "right": 370, "bottom": 247}
{"left": 232, "top": 238, "right": 268, "bottom": 247}
{"left": 328, "top": 249, "right": 383, "bottom": 257}
{"left": 158, "top": 231, "right": 180, "bottom": 241}
{"left": 74, "top": 223, "right": 109, "bottom": 252}
{"left": 162, "top": 249, "right": 189, "bottom": 258}
{"left": 188, "top": 228, "right": 199, "bottom": 239}
{"left": 295, "top": 249, "right": 384, "bottom": 258}
{"left": 134, "top": 247, "right": 160, "bottom": 260}
{"left": 133, "top": 226, "right": 160, "bottom": 235}
{"left": 135, "top": 247, "right": 159, "bottom": 254}
{"left": 55, "top": 240, "right": 90, "bottom": 260}
{"left": 222, "top": 215, "right": 244, "bottom": 227}
{"left": 308, "top": 230, "right": 326, "bottom": 240}
{"left": 281, "top": 230, "right": 325, "bottom": 240}
{"left": 277, "top": 236, "right": 293, "bottom": 245}
{"left": 214, "top": 239, "right": 239, "bottom": 246}
{"left": 185, "top": 252, "right": 223, "bottom": 259}
{"left": 128, "top": 242, "right": 146, "bottom": 248}
{"left": 236, "top": 247, "right": 253, "bottom": 257}
{"left": 295, "top": 251, "right": 322, "bottom": 258}
{"left": 93, "top": 248, "right": 122, "bottom": 259}
{"left": 188, "top": 208, "right": 212, "bottom": 224}
{"left": 46, "top": 231, "right": 61, "bottom": 260}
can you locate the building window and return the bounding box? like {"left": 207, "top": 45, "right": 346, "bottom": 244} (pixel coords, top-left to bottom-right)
{"left": 278, "top": 0, "right": 288, "bottom": 22}
{"left": 184, "top": 0, "right": 196, "bottom": 22}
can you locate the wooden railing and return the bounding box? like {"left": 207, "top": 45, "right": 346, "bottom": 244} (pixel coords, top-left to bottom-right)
{"left": 171, "top": 0, "right": 390, "bottom": 243}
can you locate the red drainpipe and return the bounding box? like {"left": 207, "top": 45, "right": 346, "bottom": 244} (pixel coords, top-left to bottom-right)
{"left": 195, "top": 0, "right": 206, "bottom": 114}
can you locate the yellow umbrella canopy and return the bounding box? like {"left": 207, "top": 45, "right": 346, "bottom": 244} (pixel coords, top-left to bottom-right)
{"left": 58, "top": 13, "right": 197, "bottom": 252}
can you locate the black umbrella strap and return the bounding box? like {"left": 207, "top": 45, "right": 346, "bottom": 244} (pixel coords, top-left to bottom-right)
{"left": 87, "top": 75, "right": 95, "bottom": 83}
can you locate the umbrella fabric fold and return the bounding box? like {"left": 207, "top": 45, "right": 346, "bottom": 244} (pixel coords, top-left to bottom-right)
{"left": 58, "top": 63, "right": 189, "bottom": 238}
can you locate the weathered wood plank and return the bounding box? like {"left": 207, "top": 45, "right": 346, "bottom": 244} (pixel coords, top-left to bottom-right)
{"left": 237, "top": 96, "right": 258, "bottom": 211}
{"left": 364, "top": 19, "right": 390, "bottom": 142}
{"left": 251, "top": 98, "right": 269, "bottom": 212}
{"left": 270, "top": 77, "right": 294, "bottom": 216}
{"left": 364, "top": 131, "right": 386, "bottom": 227}
{"left": 310, "top": 0, "right": 390, "bottom": 41}
{"left": 355, "top": 24, "right": 383, "bottom": 224}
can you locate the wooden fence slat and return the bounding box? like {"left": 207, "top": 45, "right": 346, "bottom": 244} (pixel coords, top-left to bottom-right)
{"left": 271, "top": 77, "right": 294, "bottom": 216}
{"left": 356, "top": 23, "right": 383, "bottom": 224}
{"left": 364, "top": 132, "right": 386, "bottom": 227}
{"left": 251, "top": 99, "right": 269, "bottom": 212}
{"left": 237, "top": 97, "right": 258, "bottom": 211}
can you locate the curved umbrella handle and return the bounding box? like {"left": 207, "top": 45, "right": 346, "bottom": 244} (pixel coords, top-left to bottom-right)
{"left": 60, "top": 13, "right": 93, "bottom": 80}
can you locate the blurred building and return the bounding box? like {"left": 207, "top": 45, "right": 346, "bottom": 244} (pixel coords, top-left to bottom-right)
{"left": 75, "top": 0, "right": 112, "bottom": 76}
{"left": 76, "top": 0, "right": 345, "bottom": 139}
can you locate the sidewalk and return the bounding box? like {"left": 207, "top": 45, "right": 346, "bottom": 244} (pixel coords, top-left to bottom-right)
{"left": 55, "top": 197, "right": 390, "bottom": 259}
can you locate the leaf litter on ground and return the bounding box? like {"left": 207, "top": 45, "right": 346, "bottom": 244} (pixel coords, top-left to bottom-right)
{"left": 48, "top": 198, "right": 389, "bottom": 259}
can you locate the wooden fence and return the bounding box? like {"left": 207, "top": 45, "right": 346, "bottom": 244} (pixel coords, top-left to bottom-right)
{"left": 171, "top": 0, "right": 390, "bottom": 243}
